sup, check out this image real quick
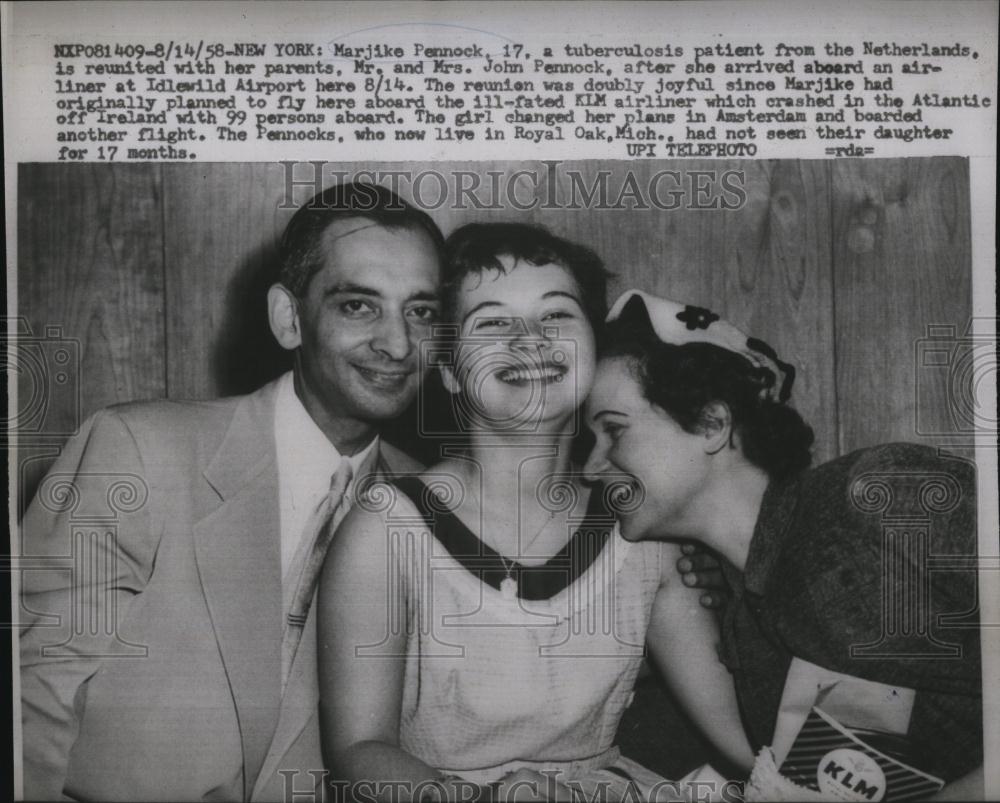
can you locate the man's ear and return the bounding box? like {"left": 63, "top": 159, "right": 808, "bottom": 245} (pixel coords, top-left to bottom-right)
{"left": 699, "top": 401, "right": 733, "bottom": 455}
{"left": 439, "top": 364, "right": 461, "bottom": 395}
{"left": 268, "top": 283, "right": 302, "bottom": 351}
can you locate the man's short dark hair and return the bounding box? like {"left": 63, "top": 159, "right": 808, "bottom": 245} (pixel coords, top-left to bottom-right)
{"left": 278, "top": 182, "right": 445, "bottom": 296}
{"left": 442, "top": 222, "right": 611, "bottom": 330}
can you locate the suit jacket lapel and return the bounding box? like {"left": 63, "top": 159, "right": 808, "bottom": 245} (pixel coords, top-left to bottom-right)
{"left": 251, "top": 610, "right": 320, "bottom": 802}
{"left": 252, "top": 443, "right": 396, "bottom": 799}
{"left": 194, "top": 382, "right": 283, "bottom": 801}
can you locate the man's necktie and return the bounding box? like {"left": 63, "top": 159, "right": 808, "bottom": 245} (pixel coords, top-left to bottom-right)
{"left": 281, "top": 459, "right": 354, "bottom": 687}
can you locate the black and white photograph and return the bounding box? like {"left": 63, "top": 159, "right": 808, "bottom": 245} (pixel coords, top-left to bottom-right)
{"left": 4, "top": 3, "right": 997, "bottom": 803}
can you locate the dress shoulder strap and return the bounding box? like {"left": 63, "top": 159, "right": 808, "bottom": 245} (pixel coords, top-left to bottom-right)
{"left": 389, "top": 475, "right": 433, "bottom": 524}
{"left": 389, "top": 476, "right": 471, "bottom": 550}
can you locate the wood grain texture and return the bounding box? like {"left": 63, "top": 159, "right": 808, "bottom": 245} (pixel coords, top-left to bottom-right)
{"left": 16, "top": 163, "right": 166, "bottom": 504}
{"left": 831, "top": 158, "right": 972, "bottom": 453}
{"left": 162, "top": 162, "right": 293, "bottom": 398}
{"left": 725, "top": 161, "right": 837, "bottom": 463}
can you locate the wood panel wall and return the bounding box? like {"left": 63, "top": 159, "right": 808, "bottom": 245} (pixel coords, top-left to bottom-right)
{"left": 16, "top": 158, "right": 971, "bottom": 510}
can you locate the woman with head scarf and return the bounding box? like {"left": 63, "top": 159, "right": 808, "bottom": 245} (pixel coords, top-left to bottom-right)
{"left": 583, "top": 290, "right": 983, "bottom": 800}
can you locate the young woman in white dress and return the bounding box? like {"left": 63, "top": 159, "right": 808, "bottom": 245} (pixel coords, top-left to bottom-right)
{"left": 317, "top": 224, "right": 753, "bottom": 802}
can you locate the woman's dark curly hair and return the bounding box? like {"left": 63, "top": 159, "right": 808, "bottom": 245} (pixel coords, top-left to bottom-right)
{"left": 442, "top": 222, "right": 611, "bottom": 331}
{"left": 601, "top": 320, "right": 815, "bottom": 480}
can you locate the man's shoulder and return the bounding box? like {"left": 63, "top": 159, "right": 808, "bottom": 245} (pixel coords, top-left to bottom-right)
{"left": 92, "top": 381, "right": 280, "bottom": 454}
{"left": 106, "top": 395, "right": 239, "bottom": 431}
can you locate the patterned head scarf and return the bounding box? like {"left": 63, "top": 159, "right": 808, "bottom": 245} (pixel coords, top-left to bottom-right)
{"left": 606, "top": 289, "right": 796, "bottom": 403}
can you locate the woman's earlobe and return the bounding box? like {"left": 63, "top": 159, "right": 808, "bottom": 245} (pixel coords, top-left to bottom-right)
{"left": 701, "top": 401, "right": 733, "bottom": 455}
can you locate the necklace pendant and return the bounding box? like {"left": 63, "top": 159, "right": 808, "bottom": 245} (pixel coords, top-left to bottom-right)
{"left": 500, "top": 576, "right": 518, "bottom": 600}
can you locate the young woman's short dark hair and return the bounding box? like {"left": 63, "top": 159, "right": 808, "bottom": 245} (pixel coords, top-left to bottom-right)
{"left": 279, "top": 182, "right": 444, "bottom": 296}
{"left": 442, "top": 222, "right": 612, "bottom": 331}
{"left": 602, "top": 320, "right": 815, "bottom": 480}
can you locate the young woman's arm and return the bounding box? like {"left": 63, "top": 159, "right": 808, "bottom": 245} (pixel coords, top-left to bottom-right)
{"left": 316, "top": 502, "right": 442, "bottom": 796}
{"left": 645, "top": 542, "right": 755, "bottom": 773}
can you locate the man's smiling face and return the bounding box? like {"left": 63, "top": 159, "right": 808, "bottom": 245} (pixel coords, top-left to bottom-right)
{"left": 292, "top": 218, "right": 442, "bottom": 427}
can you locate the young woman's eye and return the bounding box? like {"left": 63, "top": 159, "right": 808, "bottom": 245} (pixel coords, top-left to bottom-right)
{"left": 542, "top": 309, "right": 574, "bottom": 321}
{"left": 473, "top": 317, "right": 511, "bottom": 331}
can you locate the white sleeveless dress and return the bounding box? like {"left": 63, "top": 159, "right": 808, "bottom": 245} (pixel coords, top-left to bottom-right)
{"left": 363, "top": 477, "right": 668, "bottom": 794}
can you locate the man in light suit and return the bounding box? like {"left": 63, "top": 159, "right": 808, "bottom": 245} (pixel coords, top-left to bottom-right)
{"left": 19, "top": 182, "right": 443, "bottom": 801}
